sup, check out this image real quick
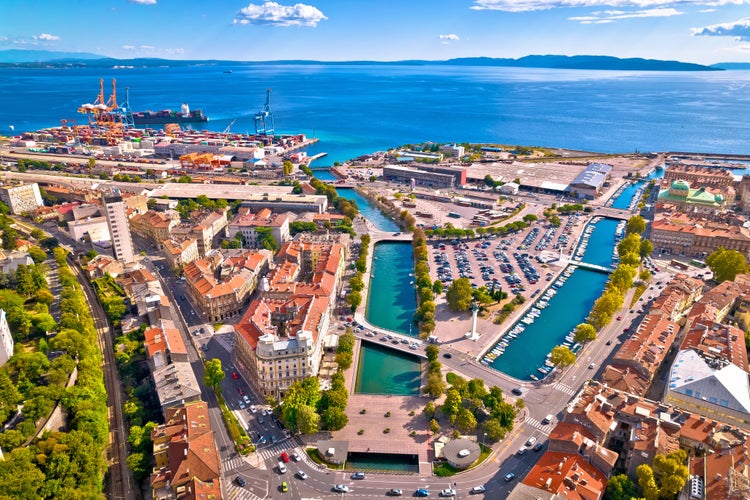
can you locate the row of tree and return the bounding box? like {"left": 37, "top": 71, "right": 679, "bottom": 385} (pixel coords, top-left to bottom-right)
{"left": 605, "top": 450, "right": 689, "bottom": 500}
{"left": 345, "top": 234, "right": 370, "bottom": 312}
{"left": 413, "top": 227, "right": 437, "bottom": 336}
{"left": 425, "top": 218, "right": 530, "bottom": 240}
{"left": 0, "top": 247, "right": 109, "bottom": 498}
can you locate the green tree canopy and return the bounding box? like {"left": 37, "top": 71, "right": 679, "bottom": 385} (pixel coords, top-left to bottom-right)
{"left": 295, "top": 404, "right": 320, "bottom": 435}
{"left": 445, "top": 278, "right": 474, "bottom": 312}
{"left": 604, "top": 474, "right": 638, "bottom": 500}
{"left": 425, "top": 372, "right": 446, "bottom": 398}
{"left": 626, "top": 215, "right": 647, "bottom": 235}
{"left": 550, "top": 345, "right": 577, "bottom": 368}
{"left": 706, "top": 246, "right": 749, "bottom": 282}
{"left": 573, "top": 323, "right": 597, "bottom": 343}
{"left": 617, "top": 233, "right": 642, "bottom": 259}
{"left": 639, "top": 238, "right": 654, "bottom": 259}
{"left": 455, "top": 408, "right": 478, "bottom": 434}
{"left": 204, "top": 358, "right": 225, "bottom": 392}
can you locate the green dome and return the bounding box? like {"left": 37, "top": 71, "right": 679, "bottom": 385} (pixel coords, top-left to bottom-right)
{"left": 671, "top": 180, "right": 690, "bottom": 190}
{"left": 714, "top": 194, "right": 724, "bottom": 202}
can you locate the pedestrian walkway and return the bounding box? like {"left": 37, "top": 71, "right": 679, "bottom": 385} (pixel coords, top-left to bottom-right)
{"left": 255, "top": 440, "right": 296, "bottom": 461}
{"left": 215, "top": 332, "right": 234, "bottom": 352}
{"left": 224, "top": 483, "right": 264, "bottom": 500}
{"left": 223, "top": 456, "right": 248, "bottom": 473}
{"left": 553, "top": 382, "right": 577, "bottom": 396}
{"left": 525, "top": 416, "right": 551, "bottom": 431}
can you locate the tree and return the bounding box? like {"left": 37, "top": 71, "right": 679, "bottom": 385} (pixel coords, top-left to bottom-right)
{"left": 429, "top": 418, "right": 440, "bottom": 434}
{"left": 455, "top": 408, "right": 477, "bottom": 434}
{"left": 28, "top": 246, "right": 47, "bottom": 264}
{"left": 255, "top": 226, "right": 279, "bottom": 253}
{"left": 204, "top": 358, "right": 225, "bottom": 392}
{"left": 432, "top": 280, "right": 443, "bottom": 295}
{"left": 335, "top": 350, "right": 352, "bottom": 370}
{"left": 445, "top": 278, "right": 474, "bottom": 312}
{"left": 442, "top": 388, "right": 462, "bottom": 419}
{"left": 609, "top": 264, "right": 637, "bottom": 294}
{"left": 296, "top": 404, "right": 320, "bottom": 434}
{"left": 321, "top": 406, "right": 348, "bottom": 431}
{"left": 626, "top": 215, "right": 647, "bottom": 235}
{"left": 636, "top": 464, "right": 659, "bottom": 500}
{"left": 424, "top": 401, "right": 435, "bottom": 419}
{"left": 425, "top": 372, "right": 446, "bottom": 398}
{"left": 706, "top": 246, "right": 748, "bottom": 282}
{"left": 639, "top": 238, "right": 654, "bottom": 259}
{"left": 604, "top": 474, "right": 638, "bottom": 500}
{"left": 484, "top": 418, "right": 505, "bottom": 442}
{"left": 550, "top": 345, "right": 577, "bottom": 368}
{"left": 425, "top": 344, "right": 439, "bottom": 362}
{"left": 573, "top": 323, "right": 597, "bottom": 343}
{"left": 617, "top": 233, "right": 641, "bottom": 259}
{"left": 282, "top": 160, "right": 293, "bottom": 177}
{"left": 653, "top": 450, "right": 689, "bottom": 498}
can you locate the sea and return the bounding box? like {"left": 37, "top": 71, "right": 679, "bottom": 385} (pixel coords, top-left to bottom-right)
{"left": 2, "top": 64, "right": 750, "bottom": 163}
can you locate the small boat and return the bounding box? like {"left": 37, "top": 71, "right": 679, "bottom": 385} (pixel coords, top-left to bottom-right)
{"left": 224, "top": 69, "right": 233, "bottom": 73}
{"left": 530, "top": 374, "right": 539, "bottom": 381}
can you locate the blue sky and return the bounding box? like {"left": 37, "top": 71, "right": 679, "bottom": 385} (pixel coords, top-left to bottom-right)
{"left": 2, "top": 0, "right": 750, "bottom": 64}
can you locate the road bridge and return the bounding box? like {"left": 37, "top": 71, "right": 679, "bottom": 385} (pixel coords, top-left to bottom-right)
{"left": 595, "top": 206, "right": 635, "bottom": 221}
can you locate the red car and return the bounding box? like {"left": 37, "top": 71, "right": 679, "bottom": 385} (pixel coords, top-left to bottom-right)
{"left": 616, "top": 315, "right": 622, "bottom": 320}
{"left": 280, "top": 452, "right": 290, "bottom": 463}
{"left": 238, "top": 387, "right": 244, "bottom": 396}
{"left": 231, "top": 372, "right": 239, "bottom": 380}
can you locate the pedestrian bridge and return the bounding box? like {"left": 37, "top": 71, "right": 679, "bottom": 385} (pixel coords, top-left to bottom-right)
{"left": 569, "top": 260, "right": 615, "bottom": 274}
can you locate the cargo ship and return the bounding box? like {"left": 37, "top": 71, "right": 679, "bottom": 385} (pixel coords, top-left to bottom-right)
{"left": 132, "top": 103, "right": 209, "bottom": 125}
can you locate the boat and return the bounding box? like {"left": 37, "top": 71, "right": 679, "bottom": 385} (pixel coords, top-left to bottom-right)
{"left": 132, "top": 103, "right": 209, "bottom": 125}
{"left": 530, "top": 374, "right": 539, "bottom": 381}
{"left": 224, "top": 69, "right": 233, "bottom": 74}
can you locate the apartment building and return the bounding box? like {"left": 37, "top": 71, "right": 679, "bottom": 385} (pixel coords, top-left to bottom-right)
{"left": 171, "top": 209, "right": 228, "bottom": 257}
{"left": 129, "top": 210, "right": 179, "bottom": 244}
{"left": 0, "top": 181, "right": 43, "bottom": 215}
{"left": 104, "top": 194, "right": 135, "bottom": 264}
{"left": 161, "top": 238, "right": 199, "bottom": 269}
{"left": 650, "top": 212, "right": 750, "bottom": 259}
{"left": 226, "top": 207, "right": 290, "bottom": 249}
{"left": 0, "top": 309, "right": 14, "bottom": 367}
{"left": 183, "top": 249, "right": 271, "bottom": 322}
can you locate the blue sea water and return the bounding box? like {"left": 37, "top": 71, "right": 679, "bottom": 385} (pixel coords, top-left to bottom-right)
{"left": 2, "top": 65, "right": 750, "bottom": 164}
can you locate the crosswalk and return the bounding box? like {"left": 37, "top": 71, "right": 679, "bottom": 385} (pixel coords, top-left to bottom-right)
{"left": 224, "top": 483, "right": 264, "bottom": 500}
{"left": 215, "top": 333, "right": 234, "bottom": 352}
{"left": 224, "top": 456, "right": 248, "bottom": 472}
{"left": 525, "top": 416, "right": 549, "bottom": 431}
{"left": 256, "top": 440, "right": 296, "bottom": 461}
{"left": 553, "top": 382, "right": 577, "bottom": 396}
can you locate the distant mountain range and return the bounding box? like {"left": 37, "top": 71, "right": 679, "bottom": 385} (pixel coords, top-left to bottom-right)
{"left": 0, "top": 49, "right": 741, "bottom": 72}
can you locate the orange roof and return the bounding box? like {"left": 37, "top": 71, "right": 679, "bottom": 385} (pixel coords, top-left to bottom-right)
{"left": 682, "top": 319, "right": 748, "bottom": 370}
{"left": 144, "top": 327, "right": 167, "bottom": 358}
{"left": 521, "top": 452, "right": 608, "bottom": 500}
{"left": 548, "top": 422, "right": 596, "bottom": 446}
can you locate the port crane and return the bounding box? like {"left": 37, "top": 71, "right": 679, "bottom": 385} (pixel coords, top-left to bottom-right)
{"left": 60, "top": 119, "right": 92, "bottom": 155}
{"left": 223, "top": 118, "right": 237, "bottom": 134}
{"left": 77, "top": 78, "right": 125, "bottom": 145}
{"left": 254, "top": 88, "right": 274, "bottom": 136}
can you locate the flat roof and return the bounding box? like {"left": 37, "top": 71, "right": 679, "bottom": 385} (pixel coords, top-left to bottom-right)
{"left": 148, "top": 183, "right": 294, "bottom": 200}
{"left": 465, "top": 161, "right": 586, "bottom": 190}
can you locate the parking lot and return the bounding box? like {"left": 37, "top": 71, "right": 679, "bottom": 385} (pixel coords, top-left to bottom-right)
{"left": 429, "top": 214, "right": 580, "bottom": 299}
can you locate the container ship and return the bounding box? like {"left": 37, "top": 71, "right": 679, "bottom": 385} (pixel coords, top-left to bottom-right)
{"left": 132, "top": 103, "right": 209, "bottom": 125}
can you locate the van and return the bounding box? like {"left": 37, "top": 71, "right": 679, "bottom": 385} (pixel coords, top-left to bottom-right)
{"left": 277, "top": 462, "right": 287, "bottom": 473}
{"left": 542, "top": 414, "right": 553, "bottom": 425}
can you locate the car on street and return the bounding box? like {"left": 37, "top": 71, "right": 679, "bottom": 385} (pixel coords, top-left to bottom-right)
{"left": 296, "top": 471, "right": 308, "bottom": 480}
{"left": 238, "top": 401, "right": 245, "bottom": 410}
{"left": 237, "top": 387, "right": 244, "bottom": 396}
{"left": 386, "top": 488, "right": 403, "bottom": 496}
{"left": 351, "top": 472, "right": 366, "bottom": 480}
{"left": 616, "top": 315, "right": 622, "bottom": 320}
{"left": 511, "top": 388, "right": 523, "bottom": 396}
{"left": 533, "top": 442, "right": 544, "bottom": 452}
{"left": 589, "top": 363, "right": 596, "bottom": 369}
{"left": 291, "top": 452, "right": 301, "bottom": 462}
{"left": 281, "top": 481, "right": 288, "bottom": 492}
{"left": 606, "top": 340, "right": 612, "bottom": 345}
{"left": 235, "top": 476, "right": 246, "bottom": 487}
{"left": 250, "top": 405, "right": 257, "bottom": 413}
{"left": 442, "top": 353, "right": 452, "bottom": 359}
{"left": 258, "top": 436, "right": 267, "bottom": 444}
{"left": 470, "top": 486, "right": 486, "bottom": 494}
{"left": 440, "top": 489, "right": 456, "bottom": 497}
{"left": 333, "top": 485, "right": 350, "bottom": 493}
{"left": 415, "top": 489, "right": 430, "bottom": 497}
{"left": 281, "top": 452, "right": 290, "bottom": 463}
{"left": 231, "top": 371, "right": 239, "bottom": 379}
{"left": 526, "top": 436, "right": 537, "bottom": 447}
{"left": 504, "top": 472, "right": 516, "bottom": 482}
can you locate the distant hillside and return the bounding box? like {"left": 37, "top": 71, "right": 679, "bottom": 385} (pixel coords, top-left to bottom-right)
{"left": 0, "top": 49, "right": 105, "bottom": 63}
{"left": 0, "top": 50, "right": 722, "bottom": 71}
{"left": 711, "top": 62, "right": 750, "bottom": 70}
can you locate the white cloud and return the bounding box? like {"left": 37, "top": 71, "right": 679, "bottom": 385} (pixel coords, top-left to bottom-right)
{"left": 128, "top": 0, "right": 157, "bottom": 4}
{"left": 33, "top": 33, "right": 60, "bottom": 41}
{"left": 234, "top": 1, "right": 327, "bottom": 27}
{"left": 570, "top": 7, "right": 682, "bottom": 22}
{"left": 699, "top": 8, "right": 717, "bottom": 11}
{"left": 472, "top": 0, "right": 750, "bottom": 12}
{"left": 121, "top": 45, "right": 136, "bottom": 50}
{"left": 692, "top": 17, "right": 750, "bottom": 40}
{"left": 439, "top": 34, "right": 460, "bottom": 41}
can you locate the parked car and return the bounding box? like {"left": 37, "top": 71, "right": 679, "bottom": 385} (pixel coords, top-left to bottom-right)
{"left": 231, "top": 371, "right": 239, "bottom": 379}
{"left": 469, "top": 486, "right": 486, "bottom": 494}
{"left": 351, "top": 472, "right": 366, "bottom": 480}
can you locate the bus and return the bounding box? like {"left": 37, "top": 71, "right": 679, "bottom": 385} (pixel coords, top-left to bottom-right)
{"left": 447, "top": 212, "right": 461, "bottom": 219}
{"left": 689, "top": 259, "right": 707, "bottom": 268}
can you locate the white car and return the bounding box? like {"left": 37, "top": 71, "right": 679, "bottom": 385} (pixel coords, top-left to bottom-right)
{"left": 291, "top": 452, "right": 301, "bottom": 462}
{"left": 296, "top": 470, "right": 308, "bottom": 480}
{"left": 440, "top": 489, "right": 456, "bottom": 497}
{"left": 250, "top": 405, "right": 257, "bottom": 413}
{"left": 239, "top": 401, "right": 246, "bottom": 409}
{"left": 333, "top": 484, "right": 350, "bottom": 493}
